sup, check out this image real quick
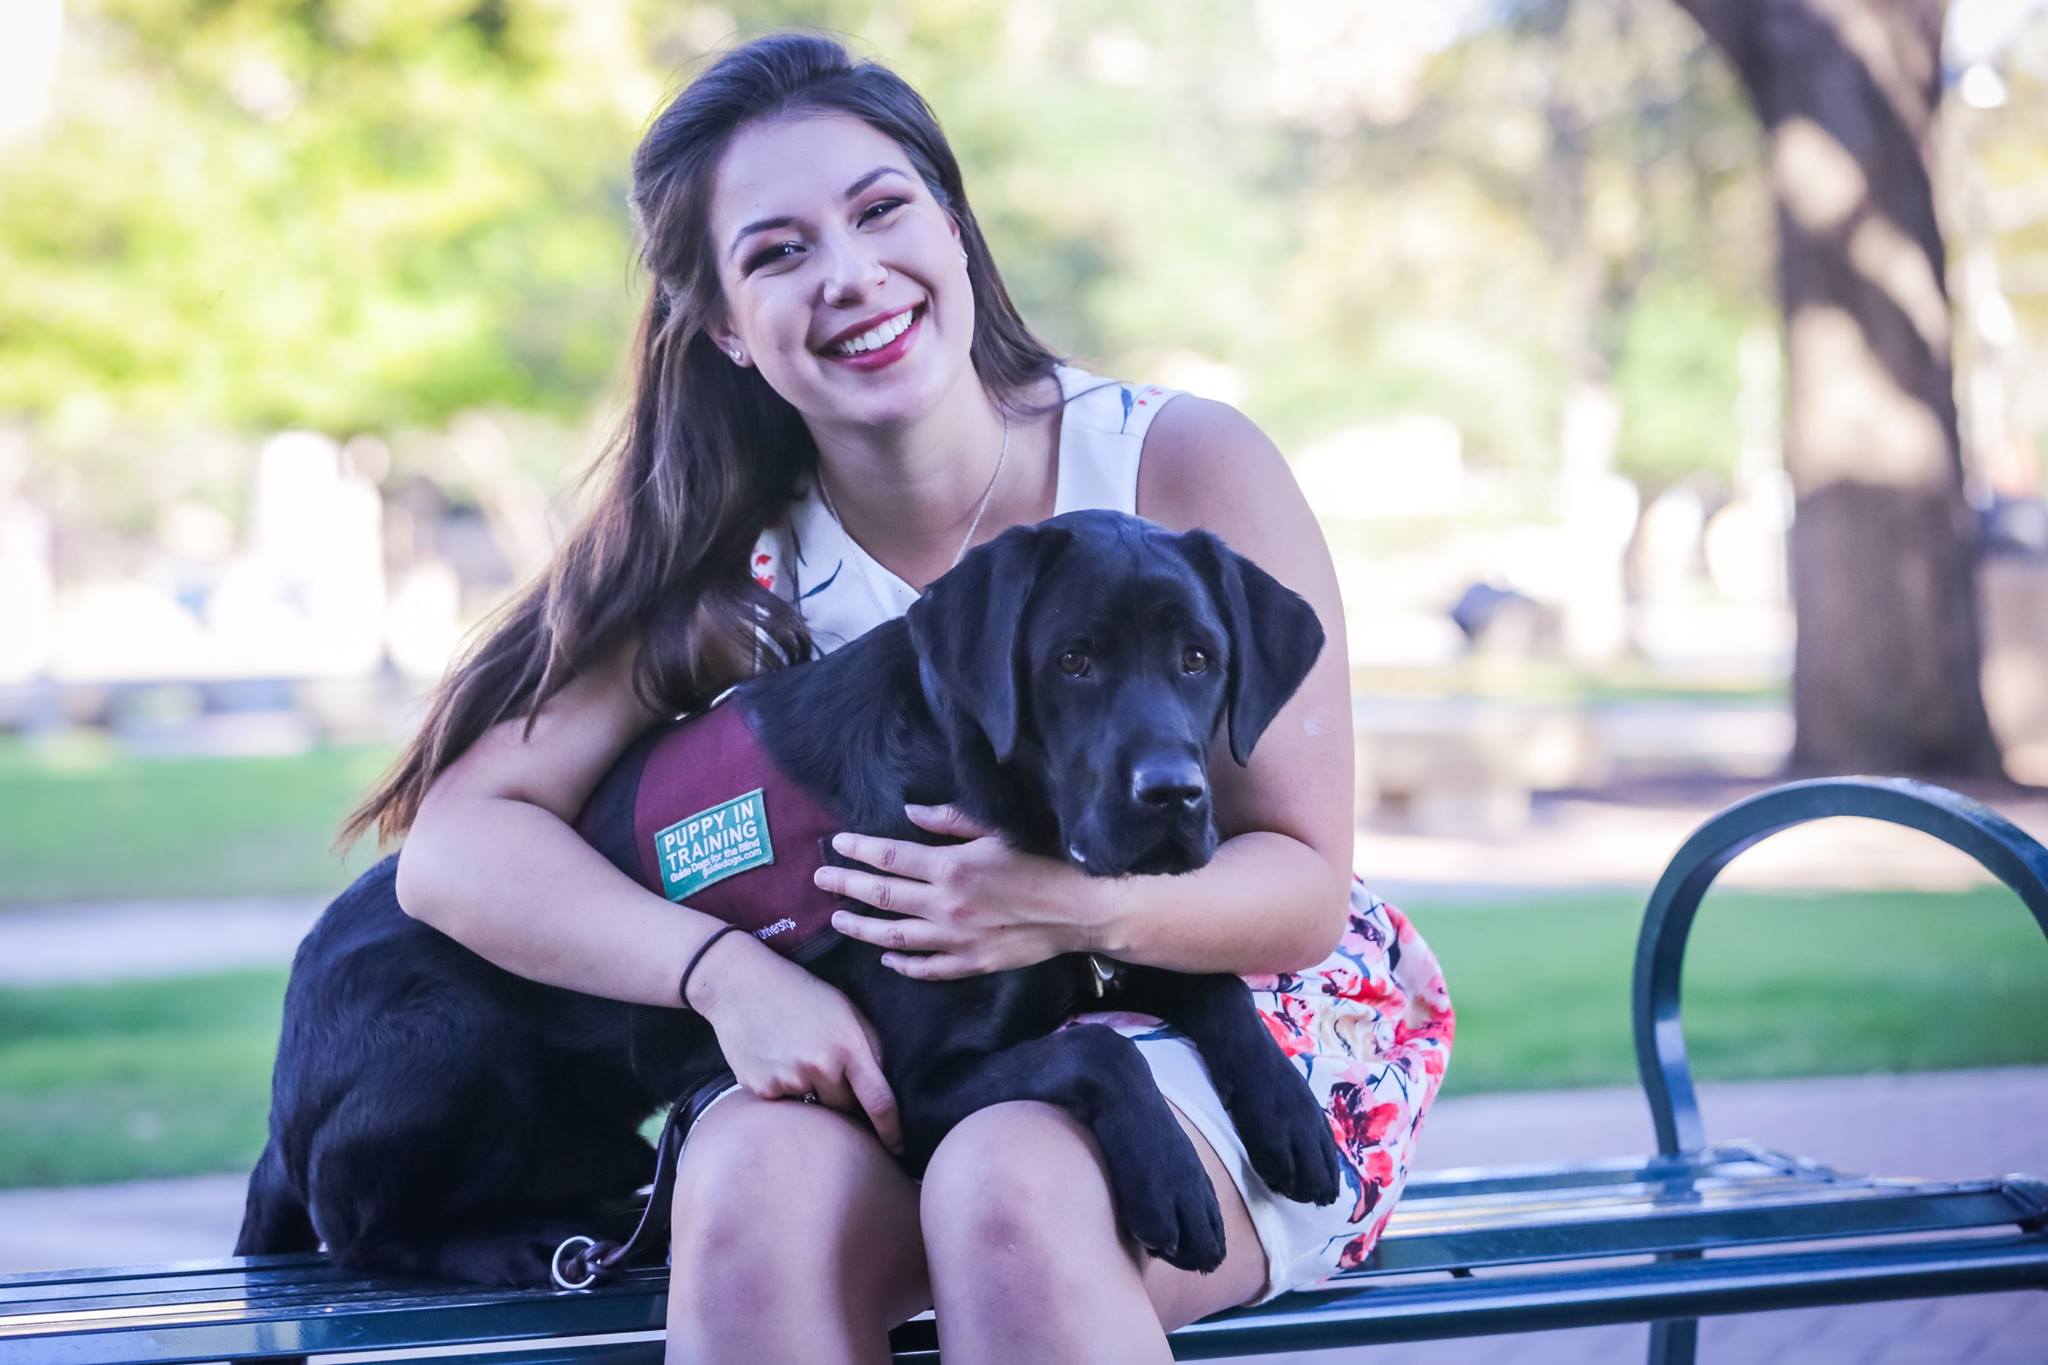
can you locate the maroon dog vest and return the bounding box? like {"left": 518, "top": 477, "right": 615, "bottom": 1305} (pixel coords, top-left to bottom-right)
{"left": 625, "top": 697, "right": 847, "bottom": 964}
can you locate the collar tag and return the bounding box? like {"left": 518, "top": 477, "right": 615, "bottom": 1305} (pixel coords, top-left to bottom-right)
{"left": 654, "top": 788, "right": 775, "bottom": 902}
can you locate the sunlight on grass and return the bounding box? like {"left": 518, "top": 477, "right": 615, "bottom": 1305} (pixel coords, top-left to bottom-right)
{"left": 0, "top": 744, "right": 396, "bottom": 905}
{"left": 1423, "top": 884, "right": 2048, "bottom": 1096}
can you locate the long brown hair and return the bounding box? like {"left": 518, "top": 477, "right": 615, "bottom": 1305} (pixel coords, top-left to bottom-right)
{"left": 345, "top": 30, "right": 1064, "bottom": 847}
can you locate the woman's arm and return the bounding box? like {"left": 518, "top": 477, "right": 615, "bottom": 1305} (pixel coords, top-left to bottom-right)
{"left": 1110, "top": 394, "right": 1356, "bottom": 972}
{"left": 393, "top": 639, "right": 902, "bottom": 1143}
{"left": 394, "top": 641, "right": 710, "bottom": 1007}
{"left": 821, "top": 396, "right": 1356, "bottom": 978}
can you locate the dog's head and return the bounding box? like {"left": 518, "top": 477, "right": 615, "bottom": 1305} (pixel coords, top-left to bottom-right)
{"left": 906, "top": 509, "right": 1325, "bottom": 877}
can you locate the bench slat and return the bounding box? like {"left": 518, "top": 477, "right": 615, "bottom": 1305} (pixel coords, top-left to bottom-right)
{"left": 1373, "top": 1182, "right": 2035, "bottom": 1274}
{"left": 0, "top": 1278, "right": 672, "bottom": 1365}
{"left": 8, "top": 1150, "right": 2042, "bottom": 1364}
{"left": 1168, "top": 1235, "right": 2048, "bottom": 1359}
{"left": 2, "top": 1178, "right": 2009, "bottom": 1321}
{"left": 231, "top": 1235, "right": 2048, "bottom": 1365}
{"left": 1396, "top": 1141, "right": 1804, "bottom": 1200}
{"left": 7, "top": 1165, "right": 2042, "bottom": 1363}
{"left": 0, "top": 1266, "right": 404, "bottom": 1310}
{"left": 9, "top": 1217, "right": 2044, "bottom": 1362}
{"left": 0, "top": 1255, "right": 327, "bottom": 1292}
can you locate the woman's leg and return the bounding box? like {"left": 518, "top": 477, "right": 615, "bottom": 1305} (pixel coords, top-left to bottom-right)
{"left": 1137, "top": 1106, "right": 1270, "bottom": 1329}
{"left": 666, "top": 1091, "right": 930, "bottom": 1365}
{"left": 919, "top": 1100, "right": 1265, "bottom": 1364}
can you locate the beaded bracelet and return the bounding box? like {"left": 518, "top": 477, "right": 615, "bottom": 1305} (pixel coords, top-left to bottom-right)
{"left": 677, "top": 924, "right": 742, "bottom": 1011}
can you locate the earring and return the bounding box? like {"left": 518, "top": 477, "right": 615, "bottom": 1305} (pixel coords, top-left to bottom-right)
{"left": 959, "top": 247, "right": 969, "bottom": 264}
{"left": 728, "top": 347, "right": 743, "bottom": 364}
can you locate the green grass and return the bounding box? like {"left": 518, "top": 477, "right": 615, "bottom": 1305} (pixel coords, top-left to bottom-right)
{"left": 1424, "top": 884, "right": 2048, "bottom": 1097}
{"left": 0, "top": 739, "right": 395, "bottom": 904}
{"left": 0, "top": 888, "right": 2040, "bottom": 1189}
{"left": 0, "top": 969, "right": 286, "bottom": 1188}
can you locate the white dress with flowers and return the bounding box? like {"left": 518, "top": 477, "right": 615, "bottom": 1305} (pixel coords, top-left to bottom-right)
{"left": 747, "top": 364, "right": 1455, "bottom": 1300}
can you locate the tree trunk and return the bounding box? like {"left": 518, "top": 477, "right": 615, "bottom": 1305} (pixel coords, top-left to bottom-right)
{"left": 1673, "top": 0, "right": 2004, "bottom": 777}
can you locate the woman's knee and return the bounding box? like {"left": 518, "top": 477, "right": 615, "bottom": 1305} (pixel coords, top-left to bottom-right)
{"left": 667, "top": 1093, "right": 927, "bottom": 1319}
{"left": 919, "top": 1101, "right": 1125, "bottom": 1266}
{"left": 671, "top": 1093, "right": 901, "bottom": 1259}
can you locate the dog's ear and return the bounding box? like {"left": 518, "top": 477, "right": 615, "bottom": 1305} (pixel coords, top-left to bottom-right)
{"left": 907, "top": 523, "right": 1072, "bottom": 764}
{"left": 1184, "top": 530, "right": 1326, "bottom": 766}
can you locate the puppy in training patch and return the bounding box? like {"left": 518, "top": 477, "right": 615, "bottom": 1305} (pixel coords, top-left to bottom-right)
{"left": 238, "top": 509, "right": 1341, "bottom": 1287}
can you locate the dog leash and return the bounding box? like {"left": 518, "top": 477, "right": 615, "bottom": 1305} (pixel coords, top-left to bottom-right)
{"left": 549, "top": 1088, "right": 698, "bottom": 1291}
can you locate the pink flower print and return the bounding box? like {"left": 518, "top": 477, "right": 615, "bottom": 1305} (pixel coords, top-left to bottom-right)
{"left": 1338, "top": 1206, "right": 1399, "bottom": 1270}
{"left": 1338, "top": 1161, "right": 1385, "bottom": 1232}
{"left": 1395, "top": 1007, "right": 1454, "bottom": 1044}
{"left": 1342, "top": 909, "right": 1387, "bottom": 953}
{"left": 1328, "top": 1083, "right": 1402, "bottom": 1222}
{"left": 1318, "top": 965, "right": 1404, "bottom": 1013}
{"left": 1385, "top": 903, "right": 1424, "bottom": 945}
{"left": 1259, "top": 994, "right": 1319, "bottom": 1058}
{"left": 1328, "top": 1086, "right": 1400, "bottom": 1155}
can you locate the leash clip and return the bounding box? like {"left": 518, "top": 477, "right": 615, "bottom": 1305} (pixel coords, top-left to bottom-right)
{"left": 551, "top": 1235, "right": 599, "bottom": 1292}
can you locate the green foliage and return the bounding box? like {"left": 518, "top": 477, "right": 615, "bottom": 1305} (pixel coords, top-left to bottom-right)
{"left": 1, "top": 0, "right": 1778, "bottom": 494}
{"left": 0, "top": 0, "right": 652, "bottom": 432}
{"left": 1613, "top": 278, "right": 1756, "bottom": 485}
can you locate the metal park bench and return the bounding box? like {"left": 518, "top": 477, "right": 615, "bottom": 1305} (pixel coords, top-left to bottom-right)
{"left": 4, "top": 777, "right": 2044, "bottom": 1363}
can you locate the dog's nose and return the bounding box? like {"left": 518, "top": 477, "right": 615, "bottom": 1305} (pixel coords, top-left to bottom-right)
{"left": 1131, "top": 759, "right": 1206, "bottom": 811}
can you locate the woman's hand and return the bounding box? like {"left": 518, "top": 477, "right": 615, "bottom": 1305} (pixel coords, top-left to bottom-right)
{"left": 686, "top": 932, "right": 902, "bottom": 1153}
{"left": 816, "top": 804, "right": 1112, "bottom": 980}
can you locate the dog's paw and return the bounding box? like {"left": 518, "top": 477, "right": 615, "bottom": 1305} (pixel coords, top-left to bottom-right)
{"left": 1236, "top": 1069, "right": 1344, "bottom": 1207}
{"left": 1112, "top": 1137, "right": 1228, "bottom": 1273}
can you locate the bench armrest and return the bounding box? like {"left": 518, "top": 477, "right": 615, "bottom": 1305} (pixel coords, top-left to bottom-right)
{"left": 1631, "top": 776, "right": 2048, "bottom": 1156}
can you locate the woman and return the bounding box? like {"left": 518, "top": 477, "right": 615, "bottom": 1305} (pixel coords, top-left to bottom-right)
{"left": 354, "top": 30, "right": 1452, "bottom": 1364}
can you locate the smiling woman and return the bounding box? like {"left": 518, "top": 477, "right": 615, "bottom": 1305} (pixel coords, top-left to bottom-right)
{"left": 326, "top": 28, "right": 1451, "bottom": 1364}
{"left": 711, "top": 118, "right": 968, "bottom": 429}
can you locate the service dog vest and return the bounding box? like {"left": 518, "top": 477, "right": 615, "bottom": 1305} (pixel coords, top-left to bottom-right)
{"left": 610, "top": 696, "right": 846, "bottom": 965}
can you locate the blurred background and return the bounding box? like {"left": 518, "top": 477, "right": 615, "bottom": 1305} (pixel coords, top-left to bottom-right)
{"left": 0, "top": 2, "right": 2044, "bottom": 1346}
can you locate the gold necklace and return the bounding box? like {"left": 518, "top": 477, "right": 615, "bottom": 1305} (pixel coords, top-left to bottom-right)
{"left": 817, "top": 413, "right": 1011, "bottom": 600}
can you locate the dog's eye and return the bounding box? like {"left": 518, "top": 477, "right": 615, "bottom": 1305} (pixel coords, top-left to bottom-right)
{"left": 1058, "top": 649, "right": 1092, "bottom": 678}
{"left": 1181, "top": 645, "right": 1210, "bottom": 674}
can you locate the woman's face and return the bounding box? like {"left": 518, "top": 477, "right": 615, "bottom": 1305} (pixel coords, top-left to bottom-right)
{"left": 707, "top": 112, "right": 972, "bottom": 432}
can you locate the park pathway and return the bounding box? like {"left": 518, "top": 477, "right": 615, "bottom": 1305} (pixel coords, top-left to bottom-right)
{"left": 0, "top": 895, "right": 324, "bottom": 984}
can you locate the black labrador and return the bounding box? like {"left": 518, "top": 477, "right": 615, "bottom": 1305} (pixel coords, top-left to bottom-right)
{"left": 237, "top": 509, "right": 1341, "bottom": 1287}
